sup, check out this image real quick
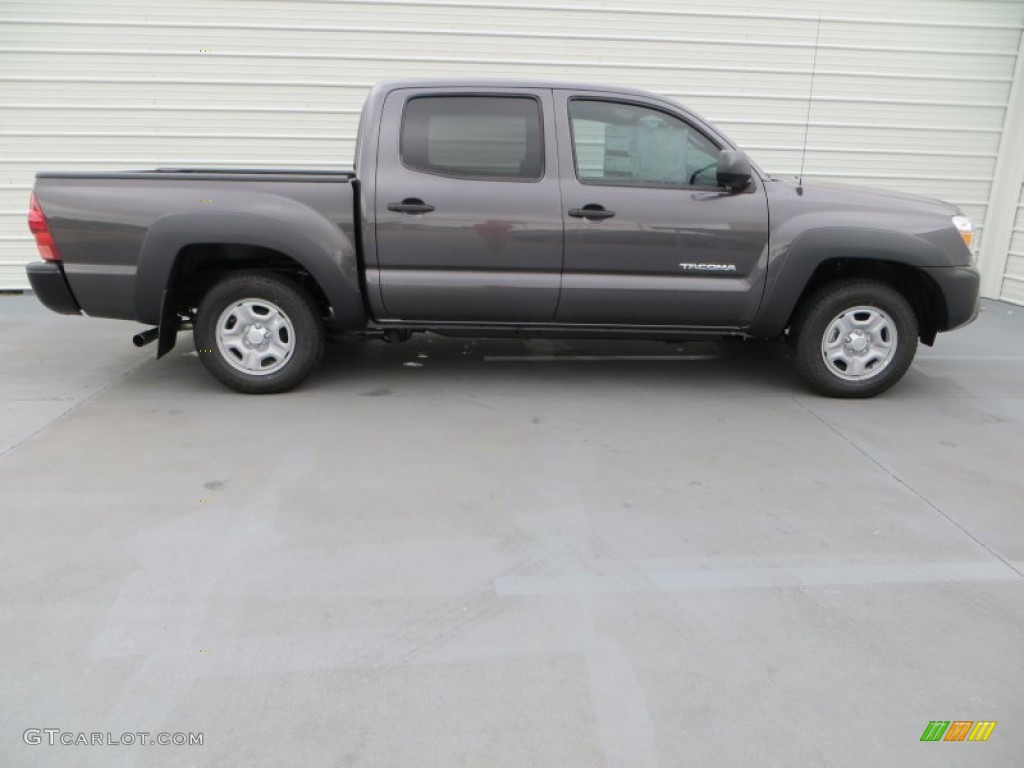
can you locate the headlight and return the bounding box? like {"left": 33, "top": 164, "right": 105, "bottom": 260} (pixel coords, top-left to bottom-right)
{"left": 952, "top": 214, "right": 973, "bottom": 248}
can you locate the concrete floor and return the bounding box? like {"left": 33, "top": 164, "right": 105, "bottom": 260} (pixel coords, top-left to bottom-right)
{"left": 1, "top": 295, "right": 1021, "bottom": 767}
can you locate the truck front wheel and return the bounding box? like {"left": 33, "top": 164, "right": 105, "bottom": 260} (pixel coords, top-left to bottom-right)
{"left": 194, "top": 272, "right": 324, "bottom": 394}
{"left": 791, "top": 279, "right": 918, "bottom": 398}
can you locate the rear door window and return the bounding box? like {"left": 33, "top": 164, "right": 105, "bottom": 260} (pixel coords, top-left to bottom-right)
{"left": 401, "top": 96, "right": 544, "bottom": 180}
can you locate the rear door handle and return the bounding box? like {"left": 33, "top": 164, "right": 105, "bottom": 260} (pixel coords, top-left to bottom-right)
{"left": 387, "top": 198, "right": 435, "bottom": 214}
{"left": 568, "top": 205, "right": 615, "bottom": 220}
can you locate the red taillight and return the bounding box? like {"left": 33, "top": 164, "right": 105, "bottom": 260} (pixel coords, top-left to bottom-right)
{"left": 28, "top": 192, "right": 60, "bottom": 262}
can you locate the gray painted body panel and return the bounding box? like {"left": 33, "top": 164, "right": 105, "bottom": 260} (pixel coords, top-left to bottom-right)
{"left": 751, "top": 179, "right": 975, "bottom": 336}
{"left": 29, "top": 78, "right": 978, "bottom": 344}
{"left": 551, "top": 88, "right": 769, "bottom": 327}
{"left": 372, "top": 86, "right": 563, "bottom": 322}
{"left": 34, "top": 173, "right": 365, "bottom": 327}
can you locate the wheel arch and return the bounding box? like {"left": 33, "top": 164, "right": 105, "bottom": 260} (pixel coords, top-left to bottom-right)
{"left": 789, "top": 259, "right": 945, "bottom": 345}
{"left": 751, "top": 228, "right": 951, "bottom": 345}
{"left": 135, "top": 211, "right": 368, "bottom": 354}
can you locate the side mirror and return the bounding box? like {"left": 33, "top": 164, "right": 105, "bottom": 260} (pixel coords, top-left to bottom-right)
{"left": 717, "top": 150, "right": 752, "bottom": 191}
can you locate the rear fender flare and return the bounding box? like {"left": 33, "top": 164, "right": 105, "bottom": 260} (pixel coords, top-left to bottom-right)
{"left": 135, "top": 208, "right": 366, "bottom": 329}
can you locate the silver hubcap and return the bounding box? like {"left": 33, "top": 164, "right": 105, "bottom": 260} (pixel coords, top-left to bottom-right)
{"left": 821, "top": 305, "right": 897, "bottom": 381}
{"left": 215, "top": 299, "right": 295, "bottom": 376}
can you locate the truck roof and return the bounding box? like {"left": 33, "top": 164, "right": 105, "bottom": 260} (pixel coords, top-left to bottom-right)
{"left": 370, "top": 78, "right": 666, "bottom": 101}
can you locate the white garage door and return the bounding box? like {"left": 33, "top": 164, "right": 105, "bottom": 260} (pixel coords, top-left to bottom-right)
{"left": 2, "top": 0, "right": 1022, "bottom": 291}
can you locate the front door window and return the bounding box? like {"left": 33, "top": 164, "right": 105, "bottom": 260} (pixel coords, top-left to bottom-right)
{"left": 569, "top": 99, "right": 721, "bottom": 188}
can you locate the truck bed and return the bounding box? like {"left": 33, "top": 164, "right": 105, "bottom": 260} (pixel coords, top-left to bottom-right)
{"left": 33, "top": 167, "right": 358, "bottom": 322}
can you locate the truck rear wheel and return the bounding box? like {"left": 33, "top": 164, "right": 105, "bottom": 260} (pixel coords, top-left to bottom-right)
{"left": 194, "top": 272, "right": 324, "bottom": 394}
{"left": 791, "top": 279, "right": 918, "bottom": 398}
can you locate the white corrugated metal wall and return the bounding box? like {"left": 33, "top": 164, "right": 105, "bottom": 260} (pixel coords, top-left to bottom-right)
{"left": 980, "top": 27, "right": 1024, "bottom": 305}
{"left": 1006, "top": 188, "right": 1024, "bottom": 304}
{"left": 2, "top": 0, "right": 1023, "bottom": 299}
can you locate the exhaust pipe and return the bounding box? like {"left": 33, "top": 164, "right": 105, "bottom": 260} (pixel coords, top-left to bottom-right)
{"left": 132, "top": 327, "right": 159, "bottom": 348}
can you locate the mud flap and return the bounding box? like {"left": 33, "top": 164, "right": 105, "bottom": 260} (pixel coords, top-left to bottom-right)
{"left": 156, "top": 288, "right": 180, "bottom": 359}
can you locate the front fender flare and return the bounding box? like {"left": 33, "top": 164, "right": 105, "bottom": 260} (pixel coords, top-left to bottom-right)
{"left": 749, "top": 226, "right": 950, "bottom": 337}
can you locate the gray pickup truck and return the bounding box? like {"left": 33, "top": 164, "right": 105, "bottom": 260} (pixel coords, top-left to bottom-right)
{"left": 26, "top": 79, "right": 979, "bottom": 396}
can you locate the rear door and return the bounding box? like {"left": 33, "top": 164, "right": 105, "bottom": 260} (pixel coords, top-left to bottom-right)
{"left": 373, "top": 88, "right": 562, "bottom": 322}
{"left": 554, "top": 90, "right": 769, "bottom": 327}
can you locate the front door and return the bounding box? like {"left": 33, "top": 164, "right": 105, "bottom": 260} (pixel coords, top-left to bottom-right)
{"left": 373, "top": 88, "right": 563, "bottom": 322}
{"left": 554, "top": 91, "right": 770, "bottom": 327}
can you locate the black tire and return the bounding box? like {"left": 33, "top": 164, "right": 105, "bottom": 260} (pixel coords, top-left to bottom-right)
{"left": 194, "top": 272, "right": 324, "bottom": 394}
{"left": 790, "top": 279, "right": 918, "bottom": 398}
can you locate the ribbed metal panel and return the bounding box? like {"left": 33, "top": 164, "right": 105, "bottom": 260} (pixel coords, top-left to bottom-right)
{"left": 1, "top": 0, "right": 1022, "bottom": 289}
{"left": 1002, "top": 185, "right": 1024, "bottom": 305}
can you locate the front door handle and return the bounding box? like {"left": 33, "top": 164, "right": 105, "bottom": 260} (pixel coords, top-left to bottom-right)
{"left": 568, "top": 204, "right": 615, "bottom": 220}
{"left": 387, "top": 198, "right": 435, "bottom": 214}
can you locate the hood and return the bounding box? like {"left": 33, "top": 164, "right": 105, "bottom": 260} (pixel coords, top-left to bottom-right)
{"left": 765, "top": 178, "right": 962, "bottom": 217}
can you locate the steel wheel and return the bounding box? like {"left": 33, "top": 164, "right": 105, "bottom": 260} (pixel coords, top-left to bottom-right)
{"left": 215, "top": 298, "right": 295, "bottom": 376}
{"left": 820, "top": 305, "right": 897, "bottom": 381}
{"left": 791, "top": 279, "right": 918, "bottom": 398}
{"left": 194, "top": 272, "right": 324, "bottom": 394}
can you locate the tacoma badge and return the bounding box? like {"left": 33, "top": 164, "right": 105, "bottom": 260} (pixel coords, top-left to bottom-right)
{"left": 679, "top": 263, "right": 738, "bottom": 272}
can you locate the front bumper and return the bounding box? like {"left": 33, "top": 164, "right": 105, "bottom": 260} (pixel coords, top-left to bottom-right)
{"left": 26, "top": 261, "right": 81, "bottom": 315}
{"left": 921, "top": 264, "right": 980, "bottom": 331}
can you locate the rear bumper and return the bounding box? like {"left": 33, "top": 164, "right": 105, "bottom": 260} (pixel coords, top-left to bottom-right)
{"left": 922, "top": 264, "right": 980, "bottom": 331}
{"left": 26, "top": 261, "right": 81, "bottom": 315}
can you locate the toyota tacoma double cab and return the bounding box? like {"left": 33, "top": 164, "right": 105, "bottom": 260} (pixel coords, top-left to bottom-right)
{"left": 26, "top": 79, "right": 979, "bottom": 396}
